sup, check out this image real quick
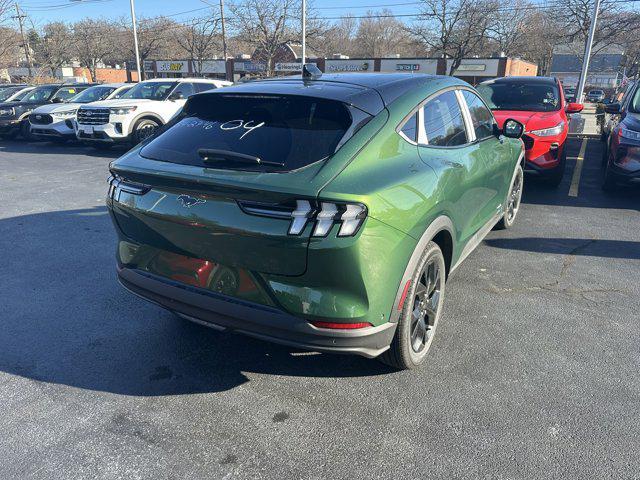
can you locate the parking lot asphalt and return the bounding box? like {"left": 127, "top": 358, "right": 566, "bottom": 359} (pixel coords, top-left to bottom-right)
{"left": 0, "top": 138, "right": 639, "bottom": 480}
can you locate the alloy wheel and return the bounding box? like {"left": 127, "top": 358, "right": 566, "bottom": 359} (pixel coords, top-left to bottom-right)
{"left": 410, "top": 259, "right": 442, "bottom": 353}
{"left": 507, "top": 168, "right": 523, "bottom": 223}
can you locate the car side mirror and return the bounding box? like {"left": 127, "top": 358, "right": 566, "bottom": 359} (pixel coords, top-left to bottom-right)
{"left": 501, "top": 119, "right": 524, "bottom": 139}
{"left": 566, "top": 102, "right": 583, "bottom": 114}
{"left": 169, "top": 92, "right": 184, "bottom": 101}
{"left": 604, "top": 103, "right": 621, "bottom": 114}
{"left": 51, "top": 97, "right": 64, "bottom": 103}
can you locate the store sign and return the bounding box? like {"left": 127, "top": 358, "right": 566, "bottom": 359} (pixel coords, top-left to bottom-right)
{"left": 396, "top": 64, "right": 420, "bottom": 71}
{"left": 198, "top": 60, "right": 226, "bottom": 74}
{"left": 456, "top": 64, "right": 486, "bottom": 72}
{"left": 325, "top": 60, "right": 374, "bottom": 72}
{"left": 157, "top": 61, "right": 189, "bottom": 73}
{"left": 234, "top": 61, "right": 266, "bottom": 73}
{"left": 275, "top": 62, "right": 302, "bottom": 72}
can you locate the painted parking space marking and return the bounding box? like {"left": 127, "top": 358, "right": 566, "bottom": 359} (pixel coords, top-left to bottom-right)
{"left": 568, "top": 138, "right": 588, "bottom": 197}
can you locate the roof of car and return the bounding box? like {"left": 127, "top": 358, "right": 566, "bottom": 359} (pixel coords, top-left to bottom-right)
{"left": 212, "top": 73, "right": 464, "bottom": 115}
{"left": 481, "top": 76, "right": 558, "bottom": 85}
{"left": 140, "top": 77, "right": 228, "bottom": 83}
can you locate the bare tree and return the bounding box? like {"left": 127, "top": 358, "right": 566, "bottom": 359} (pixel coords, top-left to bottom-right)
{"left": 314, "top": 15, "right": 356, "bottom": 58}
{"left": 0, "top": 0, "right": 19, "bottom": 71}
{"left": 409, "top": 0, "right": 493, "bottom": 74}
{"left": 30, "top": 22, "right": 71, "bottom": 77}
{"left": 174, "top": 15, "right": 222, "bottom": 76}
{"left": 485, "top": 0, "right": 531, "bottom": 56}
{"left": 229, "top": 0, "right": 298, "bottom": 74}
{"left": 72, "top": 19, "right": 116, "bottom": 81}
{"left": 354, "top": 10, "right": 411, "bottom": 57}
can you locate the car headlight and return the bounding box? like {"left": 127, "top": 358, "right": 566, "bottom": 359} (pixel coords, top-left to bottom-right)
{"left": 619, "top": 126, "right": 640, "bottom": 142}
{"left": 109, "top": 106, "right": 137, "bottom": 115}
{"left": 528, "top": 121, "right": 565, "bottom": 137}
{"left": 52, "top": 109, "right": 77, "bottom": 118}
{"left": 0, "top": 107, "right": 15, "bottom": 116}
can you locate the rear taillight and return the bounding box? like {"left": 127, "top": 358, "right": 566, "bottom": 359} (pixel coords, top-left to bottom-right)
{"left": 239, "top": 199, "right": 368, "bottom": 238}
{"left": 310, "top": 321, "right": 373, "bottom": 329}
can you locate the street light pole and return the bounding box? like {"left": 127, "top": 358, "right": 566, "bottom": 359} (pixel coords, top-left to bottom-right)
{"left": 219, "top": 0, "right": 227, "bottom": 60}
{"left": 575, "top": 0, "right": 601, "bottom": 103}
{"left": 129, "top": 0, "right": 142, "bottom": 81}
{"left": 301, "top": 0, "right": 306, "bottom": 65}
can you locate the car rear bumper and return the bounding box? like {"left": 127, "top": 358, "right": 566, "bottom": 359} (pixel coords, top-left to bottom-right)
{"left": 117, "top": 266, "right": 396, "bottom": 358}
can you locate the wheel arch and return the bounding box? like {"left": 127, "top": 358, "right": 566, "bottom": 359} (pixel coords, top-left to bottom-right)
{"left": 128, "top": 113, "right": 165, "bottom": 135}
{"left": 388, "top": 214, "right": 456, "bottom": 324}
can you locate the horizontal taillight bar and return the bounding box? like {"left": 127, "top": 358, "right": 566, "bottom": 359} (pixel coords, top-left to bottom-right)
{"left": 108, "top": 174, "right": 150, "bottom": 200}
{"left": 238, "top": 199, "right": 367, "bottom": 238}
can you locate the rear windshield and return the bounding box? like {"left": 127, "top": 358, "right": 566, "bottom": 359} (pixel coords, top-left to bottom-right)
{"left": 477, "top": 82, "right": 560, "bottom": 112}
{"left": 140, "top": 94, "right": 370, "bottom": 171}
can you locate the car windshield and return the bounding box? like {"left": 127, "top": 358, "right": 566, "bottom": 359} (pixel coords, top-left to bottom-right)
{"left": 140, "top": 93, "right": 370, "bottom": 172}
{"left": 0, "top": 87, "right": 24, "bottom": 102}
{"left": 477, "top": 82, "right": 561, "bottom": 112}
{"left": 68, "top": 86, "right": 116, "bottom": 103}
{"left": 121, "top": 82, "right": 176, "bottom": 100}
{"left": 19, "top": 86, "right": 58, "bottom": 103}
{"left": 51, "top": 86, "right": 84, "bottom": 102}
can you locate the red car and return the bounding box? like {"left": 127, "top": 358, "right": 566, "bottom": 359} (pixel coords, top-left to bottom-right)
{"left": 477, "top": 77, "right": 583, "bottom": 186}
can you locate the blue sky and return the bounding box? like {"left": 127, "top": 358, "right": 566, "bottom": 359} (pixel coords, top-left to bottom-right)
{"left": 21, "top": 0, "right": 424, "bottom": 25}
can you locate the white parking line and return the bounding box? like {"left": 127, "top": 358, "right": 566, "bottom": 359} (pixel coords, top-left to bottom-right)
{"left": 568, "top": 138, "right": 588, "bottom": 197}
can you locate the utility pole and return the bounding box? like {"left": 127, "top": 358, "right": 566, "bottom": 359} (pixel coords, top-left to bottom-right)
{"left": 129, "top": 0, "right": 142, "bottom": 81}
{"left": 219, "top": 0, "right": 227, "bottom": 60}
{"left": 13, "top": 3, "right": 32, "bottom": 77}
{"left": 575, "top": 0, "right": 601, "bottom": 103}
{"left": 301, "top": 0, "right": 306, "bottom": 66}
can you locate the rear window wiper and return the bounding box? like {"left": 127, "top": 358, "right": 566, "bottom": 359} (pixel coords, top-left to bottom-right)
{"left": 198, "top": 149, "right": 285, "bottom": 167}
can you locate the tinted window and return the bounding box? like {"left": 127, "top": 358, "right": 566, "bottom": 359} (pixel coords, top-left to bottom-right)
{"left": 462, "top": 90, "right": 494, "bottom": 140}
{"left": 400, "top": 111, "right": 418, "bottom": 142}
{"left": 172, "top": 82, "right": 195, "bottom": 98}
{"left": 422, "top": 90, "right": 467, "bottom": 147}
{"left": 19, "top": 86, "right": 57, "bottom": 103}
{"left": 121, "top": 82, "right": 176, "bottom": 100}
{"left": 477, "top": 81, "right": 560, "bottom": 112}
{"left": 194, "top": 83, "right": 217, "bottom": 93}
{"left": 140, "top": 94, "right": 371, "bottom": 172}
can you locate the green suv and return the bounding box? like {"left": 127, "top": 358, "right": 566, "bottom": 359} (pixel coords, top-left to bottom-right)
{"left": 107, "top": 72, "right": 525, "bottom": 369}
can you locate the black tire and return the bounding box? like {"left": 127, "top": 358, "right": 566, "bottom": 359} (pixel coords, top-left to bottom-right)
{"left": 495, "top": 164, "right": 524, "bottom": 230}
{"left": 601, "top": 162, "right": 619, "bottom": 192}
{"left": 380, "top": 241, "right": 446, "bottom": 370}
{"left": 19, "top": 120, "right": 33, "bottom": 141}
{"left": 545, "top": 149, "right": 566, "bottom": 187}
{"left": 132, "top": 118, "right": 160, "bottom": 145}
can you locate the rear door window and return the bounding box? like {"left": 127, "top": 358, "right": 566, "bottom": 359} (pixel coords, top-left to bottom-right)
{"left": 194, "top": 83, "right": 217, "bottom": 93}
{"left": 422, "top": 90, "right": 468, "bottom": 147}
{"left": 140, "top": 93, "right": 371, "bottom": 171}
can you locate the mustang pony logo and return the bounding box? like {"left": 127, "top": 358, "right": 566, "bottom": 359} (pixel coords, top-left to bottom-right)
{"left": 177, "top": 194, "right": 205, "bottom": 208}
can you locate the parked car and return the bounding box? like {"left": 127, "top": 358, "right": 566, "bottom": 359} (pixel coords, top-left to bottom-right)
{"left": 0, "top": 83, "right": 95, "bottom": 139}
{"left": 107, "top": 71, "right": 526, "bottom": 369}
{"left": 586, "top": 89, "right": 606, "bottom": 103}
{"left": 29, "top": 83, "right": 133, "bottom": 143}
{"left": 601, "top": 80, "right": 640, "bottom": 190}
{"left": 563, "top": 86, "right": 576, "bottom": 102}
{"left": 76, "top": 78, "right": 231, "bottom": 148}
{"left": 477, "top": 76, "right": 583, "bottom": 186}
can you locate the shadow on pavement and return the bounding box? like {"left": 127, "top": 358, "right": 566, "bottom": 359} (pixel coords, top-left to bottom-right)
{"left": 0, "top": 138, "right": 127, "bottom": 158}
{"left": 484, "top": 237, "right": 640, "bottom": 260}
{"left": 0, "top": 207, "right": 395, "bottom": 398}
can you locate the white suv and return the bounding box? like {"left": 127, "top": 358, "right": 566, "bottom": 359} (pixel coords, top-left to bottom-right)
{"left": 76, "top": 78, "right": 231, "bottom": 147}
